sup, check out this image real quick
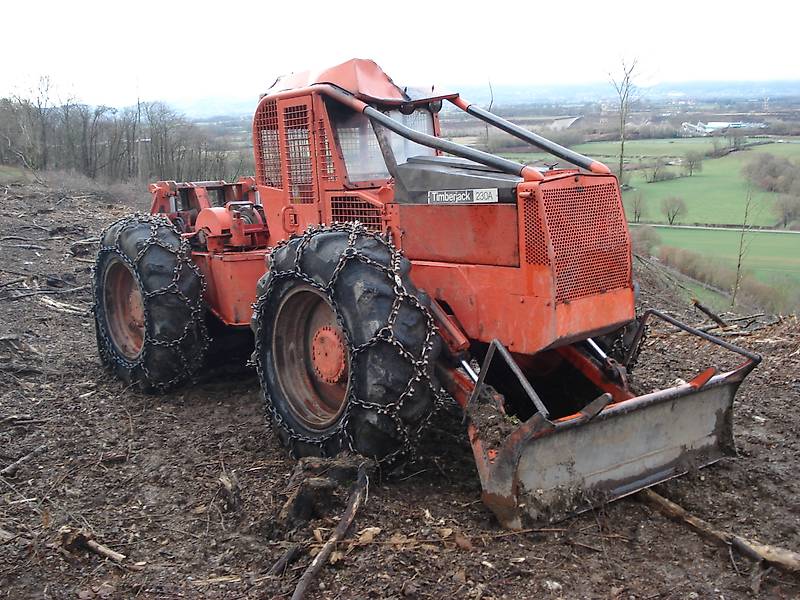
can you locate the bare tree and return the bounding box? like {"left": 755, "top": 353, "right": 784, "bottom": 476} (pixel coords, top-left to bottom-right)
{"left": 726, "top": 129, "right": 746, "bottom": 151}
{"left": 645, "top": 158, "right": 675, "bottom": 183}
{"left": 731, "top": 188, "right": 754, "bottom": 307}
{"left": 661, "top": 196, "right": 686, "bottom": 225}
{"left": 610, "top": 58, "right": 638, "bottom": 180}
{"left": 683, "top": 151, "right": 703, "bottom": 177}
{"left": 710, "top": 136, "right": 725, "bottom": 157}
{"left": 773, "top": 195, "right": 800, "bottom": 228}
{"left": 630, "top": 192, "right": 646, "bottom": 223}
{"left": 483, "top": 79, "right": 494, "bottom": 150}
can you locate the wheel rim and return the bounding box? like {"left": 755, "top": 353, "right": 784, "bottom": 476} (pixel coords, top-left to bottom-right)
{"left": 272, "top": 285, "right": 350, "bottom": 430}
{"left": 103, "top": 259, "right": 145, "bottom": 360}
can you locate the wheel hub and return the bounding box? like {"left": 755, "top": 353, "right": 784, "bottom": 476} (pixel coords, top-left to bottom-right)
{"left": 272, "top": 285, "right": 350, "bottom": 430}
{"left": 311, "top": 326, "right": 346, "bottom": 384}
{"left": 104, "top": 259, "right": 145, "bottom": 360}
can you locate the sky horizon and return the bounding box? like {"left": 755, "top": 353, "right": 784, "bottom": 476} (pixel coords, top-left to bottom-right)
{"left": 5, "top": 0, "right": 800, "bottom": 108}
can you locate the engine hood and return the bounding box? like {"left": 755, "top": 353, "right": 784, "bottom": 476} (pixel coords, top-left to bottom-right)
{"left": 394, "top": 156, "right": 524, "bottom": 204}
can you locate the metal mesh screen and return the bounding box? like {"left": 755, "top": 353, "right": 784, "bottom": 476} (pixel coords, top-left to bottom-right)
{"left": 541, "top": 181, "right": 631, "bottom": 303}
{"left": 330, "top": 196, "right": 383, "bottom": 232}
{"left": 284, "top": 105, "right": 315, "bottom": 203}
{"left": 254, "top": 100, "right": 282, "bottom": 187}
{"left": 317, "top": 119, "right": 336, "bottom": 182}
{"left": 522, "top": 197, "right": 549, "bottom": 265}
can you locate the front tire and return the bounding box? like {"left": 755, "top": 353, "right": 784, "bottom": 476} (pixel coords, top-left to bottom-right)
{"left": 93, "top": 214, "right": 208, "bottom": 391}
{"left": 252, "top": 224, "right": 443, "bottom": 463}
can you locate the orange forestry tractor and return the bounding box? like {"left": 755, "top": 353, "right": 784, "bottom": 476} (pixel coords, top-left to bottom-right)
{"left": 92, "top": 59, "right": 760, "bottom": 527}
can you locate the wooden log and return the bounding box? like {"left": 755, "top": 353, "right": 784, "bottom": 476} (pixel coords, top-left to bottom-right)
{"left": 640, "top": 489, "right": 800, "bottom": 573}
{"left": 291, "top": 464, "right": 368, "bottom": 600}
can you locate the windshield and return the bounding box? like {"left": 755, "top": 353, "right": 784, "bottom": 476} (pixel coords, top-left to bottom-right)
{"left": 383, "top": 109, "right": 436, "bottom": 164}
{"left": 327, "top": 100, "right": 436, "bottom": 182}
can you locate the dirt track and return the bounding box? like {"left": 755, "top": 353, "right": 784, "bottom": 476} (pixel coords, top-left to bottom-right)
{"left": 1, "top": 181, "right": 799, "bottom": 599}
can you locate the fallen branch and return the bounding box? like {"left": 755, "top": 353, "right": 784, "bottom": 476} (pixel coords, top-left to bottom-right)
{"left": 291, "top": 464, "right": 368, "bottom": 600}
{"left": 1, "top": 443, "right": 47, "bottom": 478}
{"left": 640, "top": 489, "right": 800, "bottom": 574}
{"left": 692, "top": 298, "right": 728, "bottom": 328}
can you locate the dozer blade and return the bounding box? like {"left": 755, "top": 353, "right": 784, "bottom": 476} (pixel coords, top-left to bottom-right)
{"left": 454, "top": 310, "right": 761, "bottom": 529}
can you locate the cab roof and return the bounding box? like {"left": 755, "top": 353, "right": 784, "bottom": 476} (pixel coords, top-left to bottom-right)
{"left": 265, "top": 58, "right": 458, "bottom": 105}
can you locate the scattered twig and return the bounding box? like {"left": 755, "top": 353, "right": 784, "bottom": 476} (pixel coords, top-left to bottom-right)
{"left": 1, "top": 443, "right": 47, "bottom": 478}
{"left": 291, "top": 464, "right": 368, "bottom": 600}
{"left": 640, "top": 489, "right": 800, "bottom": 574}
{"left": 0, "top": 236, "right": 34, "bottom": 242}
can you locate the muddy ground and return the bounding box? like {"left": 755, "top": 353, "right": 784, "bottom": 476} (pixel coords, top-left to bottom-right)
{"left": 0, "top": 180, "right": 798, "bottom": 599}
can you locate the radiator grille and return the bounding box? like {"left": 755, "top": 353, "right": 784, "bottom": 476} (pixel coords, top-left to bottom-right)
{"left": 522, "top": 197, "right": 549, "bottom": 265}
{"left": 330, "top": 196, "right": 383, "bottom": 232}
{"left": 541, "top": 181, "right": 630, "bottom": 303}
{"left": 283, "top": 105, "right": 315, "bottom": 203}
{"left": 254, "top": 100, "right": 282, "bottom": 187}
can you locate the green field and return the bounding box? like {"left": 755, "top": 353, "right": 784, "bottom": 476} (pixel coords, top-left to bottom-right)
{"left": 644, "top": 226, "right": 800, "bottom": 286}
{"left": 622, "top": 152, "right": 779, "bottom": 227}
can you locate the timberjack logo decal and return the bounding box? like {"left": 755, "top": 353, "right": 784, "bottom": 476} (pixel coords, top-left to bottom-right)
{"left": 426, "top": 188, "right": 499, "bottom": 204}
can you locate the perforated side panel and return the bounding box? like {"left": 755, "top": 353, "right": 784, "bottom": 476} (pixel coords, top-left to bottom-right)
{"left": 254, "top": 101, "right": 281, "bottom": 187}
{"left": 283, "top": 105, "right": 315, "bottom": 203}
{"left": 522, "top": 197, "right": 549, "bottom": 265}
{"left": 330, "top": 196, "right": 383, "bottom": 232}
{"left": 541, "top": 181, "right": 630, "bottom": 302}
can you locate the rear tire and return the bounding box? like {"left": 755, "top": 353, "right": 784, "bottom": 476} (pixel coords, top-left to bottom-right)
{"left": 93, "top": 214, "right": 208, "bottom": 391}
{"left": 252, "top": 224, "right": 443, "bottom": 463}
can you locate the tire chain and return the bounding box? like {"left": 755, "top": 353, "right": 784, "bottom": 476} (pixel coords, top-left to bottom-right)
{"left": 92, "top": 213, "right": 210, "bottom": 392}
{"left": 252, "top": 221, "right": 453, "bottom": 465}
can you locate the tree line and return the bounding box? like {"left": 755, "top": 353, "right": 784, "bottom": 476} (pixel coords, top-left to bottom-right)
{"left": 0, "top": 77, "right": 252, "bottom": 184}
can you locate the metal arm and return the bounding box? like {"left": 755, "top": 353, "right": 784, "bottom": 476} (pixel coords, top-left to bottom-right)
{"left": 450, "top": 97, "right": 612, "bottom": 175}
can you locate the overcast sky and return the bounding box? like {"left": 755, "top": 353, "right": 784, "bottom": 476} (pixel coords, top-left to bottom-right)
{"left": 4, "top": 0, "right": 799, "bottom": 108}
